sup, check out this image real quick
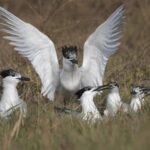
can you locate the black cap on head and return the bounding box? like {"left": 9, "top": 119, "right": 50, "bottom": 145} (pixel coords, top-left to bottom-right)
{"left": 75, "top": 86, "right": 92, "bottom": 99}
{"left": 131, "top": 85, "right": 150, "bottom": 96}
{"left": 0, "top": 69, "right": 16, "bottom": 78}
{"left": 62, "top": 45, "right": 78, "bottom": 59}
{"left": 130, "top": 85, "right": 142, "bottom": 95}
{"left": 130, "top": 89, "right": 137, "bottom": 95}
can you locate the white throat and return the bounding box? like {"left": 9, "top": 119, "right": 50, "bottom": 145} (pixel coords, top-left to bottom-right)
{"left": 60, "top": 58, "right": 81, "bottom": 91}
{"left": 104, "top": 87, "right": 122, "bottom": 117}
{"left": 1, "top": 79, "right": 19, "bottom": 103}
{"left": 80, "top": 92, "right": 101, "bottom": 121}
{"left": 62, "top": 58, "right": 78, "bottom": 71}
{"left": 0, "top": 79, "right": 21, "bottom": 117}
{"left": 130, "top": 94, "right": 144, "bottom": 112}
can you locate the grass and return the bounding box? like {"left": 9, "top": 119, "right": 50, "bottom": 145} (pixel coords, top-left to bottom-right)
{"left": 0, "top": 0, "right": 150, "bottom": 149}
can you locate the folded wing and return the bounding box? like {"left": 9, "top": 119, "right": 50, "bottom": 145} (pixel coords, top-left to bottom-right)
{"left": 0, "top": 7, "right": 59, "bottom": 101}
{"left": 81, "top": 5, "right": 125, "bottom": 87}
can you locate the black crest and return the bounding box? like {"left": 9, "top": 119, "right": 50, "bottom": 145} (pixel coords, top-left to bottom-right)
{"left": 0, "top": 69, "right": 16, "bottom": 78}
{"left": 75, "top": 86, "right": 92, "bottom": 99}
{"left": 130, "top": 85, "right": 140, "bottom": 95}
{"left": 62, "top": 46, "right": 78, "bottom": 59}
{"left": 130, "top": 85, "right": 145, "bottom": 95}
{"left": 130, "top": 90, "right": 137, "bottom": 95}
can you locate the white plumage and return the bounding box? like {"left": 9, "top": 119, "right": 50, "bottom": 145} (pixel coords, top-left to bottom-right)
{"left": 104, "top": 83, "right": 150, "bottom": 116}
{"left": 104, "top": 82, "right": 130, "bottom": 117}
{"left": 75, "top": 85, "right": 110, "bottom": 122}
{"left": 104, "top": 82, "right": 122, "bottom": 117}
{"left": 0, "top": 69, "right": 29, "bottom": 119}
{"left": 0, "top": 5, "right": 125, "bottom": 101}
{"left": 130, "top": 85, "right": 150, "bottom": 112}
{"left": 130, "top": 96, "right": 143, "bottom": 112}
{"left": 80, "top": 89, "right": 102, "bottom": 122}
{"left": 81, "top": 6, "right": 124, "bottom": 87}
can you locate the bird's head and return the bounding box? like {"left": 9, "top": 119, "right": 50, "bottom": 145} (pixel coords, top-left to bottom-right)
{"left": 62, "top": 45, "right": 78, "bottom": 65}
{"left": 75, "top": 84, "right": 110, "bottom": 99}
{"left": 75, "top": 86, "right": 92, "bottom": 99}
{"left": 108, "top": 81, "right": 119, "bottom": 89}
{"left": 130, "top": 85, "right": 150, "bottom": 97}
{"left": 0, "top": 69, "right": 30, "bottom": 85}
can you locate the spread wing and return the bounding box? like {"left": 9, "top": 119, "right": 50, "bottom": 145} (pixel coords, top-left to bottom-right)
{"left": 0, "top": 7, "right": 59, "bottom": 101}
{"left": 81, "top": 5, "right": 125, "bottom": 87}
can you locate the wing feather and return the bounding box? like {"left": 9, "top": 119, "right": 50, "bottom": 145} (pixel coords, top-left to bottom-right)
{"left": 81, "top": 5, "right": 125, "bottom": 87}
{"left": 0, "top": 7, "right": 59, "bottom": 101}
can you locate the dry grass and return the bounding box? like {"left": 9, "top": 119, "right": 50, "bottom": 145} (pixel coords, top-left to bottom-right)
{"left": 0, "top": 0, "right": 150, "bottom": 149}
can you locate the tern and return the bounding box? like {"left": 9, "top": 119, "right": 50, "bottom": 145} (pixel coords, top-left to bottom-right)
{"left": 0, "top": 69, "right": 30, "bottom": 119}
{"left": 104, "top": 82, "right": 129, "bottom": 117}
{"left": 130, "top": 85, "right": 150, "bottom": 112}
{"left": 0, "top": 5, "right": 124, "bottom": 101}
{"left": 75, "top": 84, "right": 110, "bottom": 122}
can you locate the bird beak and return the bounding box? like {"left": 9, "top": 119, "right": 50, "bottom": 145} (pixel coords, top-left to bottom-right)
{"left": 142, "top": 87, "right": 150, "bottom": 95}
{"left": 93, "top": 84, "right": 110, "bottom": 92}
{"left": 18, "top": 76, "right": 30, "bottom": 81}
{"left": 70, "top": 59, "right": 78, "bottom": 64}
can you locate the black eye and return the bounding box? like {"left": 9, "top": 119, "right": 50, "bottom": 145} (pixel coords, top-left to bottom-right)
{"left": 85, "top": 87, "right": 92, "bottom": 91}
{"left": 64, "top": 51, "right": 69, "bottom": 59}
{"left": 10, "top": 72, "right": 16, "bottom": 77}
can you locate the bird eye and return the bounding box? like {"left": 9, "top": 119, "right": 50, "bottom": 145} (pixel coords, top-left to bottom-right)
{"left": 64, "top": 51, "right": 70, "bottom": 59}
{"left": 11, "top": 72, "right": 16, "bottom": 77}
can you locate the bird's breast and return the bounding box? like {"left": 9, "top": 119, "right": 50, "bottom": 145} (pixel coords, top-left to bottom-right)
{"left": 107, "top": 93, "right": 121, "bottom": 109}
{"left": 60, "top": 69, "right": 81, "bottom": 92}
{"left": 130, "top": 98, "right": 141, "bottom": 112}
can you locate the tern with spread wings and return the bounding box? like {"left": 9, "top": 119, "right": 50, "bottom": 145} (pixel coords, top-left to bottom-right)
{"left": 0, "top": 5, "right": 124, "bottom": 101}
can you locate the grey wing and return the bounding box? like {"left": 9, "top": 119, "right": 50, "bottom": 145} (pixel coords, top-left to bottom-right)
{"left": 0, "top": 7, "right": 59, "bottom": 101}
{"left": 81, "top": 5, "right": 125, "bottom": 87}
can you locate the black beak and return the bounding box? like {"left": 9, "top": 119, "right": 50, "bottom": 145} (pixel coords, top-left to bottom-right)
{"left": 93, "top": 84, "right": 110, "bottom": 92}
{"left": 70, "top": 59, "right": 78, "bottom": 64}
{"left": 142, "top": 87, "right": 150, "bottom": 95}
{"left": 18, "top": 76, "right": 30, "bottom": 81}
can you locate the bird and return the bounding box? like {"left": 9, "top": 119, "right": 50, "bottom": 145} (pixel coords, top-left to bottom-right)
{"left": 0, "top": 69, "right": 30, "bottom": 119}
{"left": 103, "top": 83, "right": 150, "bottom": 116}
{"left": 75, "top": 84, "right": 110, "bottom": 122}
{"left": 130, "top": 85, "right": 150, "bottom": 112}
{"left": 0, "top": 5, "right": 125, "bottom": 101}
{"left": 104, "top": 82, "right": 129, "bottom": 117}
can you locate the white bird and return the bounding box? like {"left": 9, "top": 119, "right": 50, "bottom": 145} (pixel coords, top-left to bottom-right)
{"left": 0, "top": 69, "right": 30, "bottom": 119}
{"left": 104, "top": 82, "right": 129, "bottom": 117}
{"left": 75, "top": 84, "right": 110, "bottom": 122}
{"left": 130, "top": 85, "right": 150, "bottom": 112}
{"left": 0, "top": 5, "right": 125, "bottom": 101}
